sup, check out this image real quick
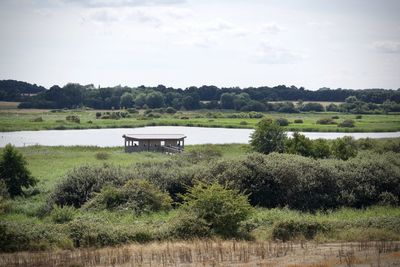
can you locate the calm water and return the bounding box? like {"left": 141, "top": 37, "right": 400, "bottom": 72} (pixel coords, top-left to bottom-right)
{"left": 1, "top": 126, "right": 399, "bottom": 147}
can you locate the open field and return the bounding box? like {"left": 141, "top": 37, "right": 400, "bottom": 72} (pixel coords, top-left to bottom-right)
{"left": 1, "top": 240, "right": 399, "bottom": 267}
{"left": 0, "top": 108, "right": 399, "bottom": 132}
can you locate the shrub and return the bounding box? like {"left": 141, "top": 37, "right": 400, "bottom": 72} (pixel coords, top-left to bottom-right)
{"left": 165, "top": 107, "right": 177, "bottom": 114}
{"left": 50, "top": 205, "right": 77, "bottom": 224}
{"left": 316, "top": 118, "right": 336, "bottom": 125}
{"left": 83, "top": 180, "right": 172, "bottom": 213}
{"left": 275, "top": 118, "right": 289, "bottom": 126}
{"left": 184, "top": 146, "right": 222, "bottom": 163}
{"left": 338, "top": 119, "right": 355, "bottom": 128}
{"left": 331, "top": 115, "right": 339, "bottom": 119}
{"left": 66, "top": 115, "right": 80, "bottom": 123}
{"left": 272, "top": 220, "right": 331, "bottom": 241}
{"left": 179, "top": 182, "right": 253, "bottom": 237}
{"left": 294, "top": 119, "right": 303, "bottom": 124}
{"left": 250, "top": 119, "right": 286, "bottom": 154}
{"left": 95, "top": 152, "right": 110, "bottom": 160}
{"left": 0, "top": 144, "right": 37, "bottom": 197}
{"left": 95, "top": 112, "right": 102, "bottom": 119}
{"left": 30, "top": 117, "right": 43, "bottom": 122}
{"left": 356, "top": 115, "right": 362, "bottom": 119}
{"left": 239, "top": 121, "right": 248, "bottom": 125}
{"left": 87, "top": 120, "right": 93, "bottom": 124}
{"left": 47, "top": 165, "right": 132, "bottom": 209}
{"left": 127, "top": 108, "right": 138, "bottom": 114}
{"left": 167, "top": 211, "right": 211, "bottom": 239}
{"left": 331, "top": 136, "right": 357, "bottom": 160}
{"left": 285, "top": 132, "right": 313, "bottom": 157}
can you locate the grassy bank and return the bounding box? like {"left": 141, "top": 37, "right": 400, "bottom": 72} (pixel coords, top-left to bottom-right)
{"left": 1, "top": 144, "right": 399, "bottom": 253}
{"left": 1, "top": 108, "right": 400, "bottom": 132}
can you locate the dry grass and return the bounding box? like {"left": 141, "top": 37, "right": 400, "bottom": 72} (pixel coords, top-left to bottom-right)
{"left": 0, "top": 101, "right": 20, "bottom": 109}
{"left": 1, "top": 240, "right": 399, "bottom": 267}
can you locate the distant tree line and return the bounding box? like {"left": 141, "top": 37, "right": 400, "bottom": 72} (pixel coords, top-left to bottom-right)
{"left": 2, "top": 80, "right": 399, "bottom": 111}
{"left": 0, "top": 80, "right": 46, "bottom": 101}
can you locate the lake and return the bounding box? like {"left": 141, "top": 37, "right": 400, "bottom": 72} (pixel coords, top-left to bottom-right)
{"left": 1, "top": 126, "right": 399, "bottom": 147}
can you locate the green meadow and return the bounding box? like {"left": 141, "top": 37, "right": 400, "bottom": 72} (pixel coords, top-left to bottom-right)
{"left": 0, "top": 108, "right": 399, "bottom": 132}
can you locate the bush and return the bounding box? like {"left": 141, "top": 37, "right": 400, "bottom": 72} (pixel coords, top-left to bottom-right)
{"left": 239, "top": 121, "right": 248, "bottom": 125}
{"left": 294, "top": 119, "right": 303, "bottom": 123}
{"left": 83, "top": 180, "right": 172, "bottom": 213}
{"left": 165, "top": 107, "right": 177, "bottom": 114}
{"left": 95, "top": 152, "right": 110, "bottom": 160}
{"left": 179, "top": 182, "right": 253, "bottom": 237}
{"left": 356, "top": 115, "right": 362, "bottom": 119}
{"left": 331, "top": 136, "right": 357, "bottom": 160}
{"left": 338, "top": 119, "right": 355, "bottom": 128}
{"left": 95, "top": 112, "right": 102, "bottom": 119}
{"left": 66, "top": 115, "right": 80, "bottom": 123}
{"left": 331, "top": 115, "right": 339, "bottom": 119}
{"left": 316, "top": 118, "right": 336, "bottom": 125}
{"left": 272, "top": 220, "right": 331, "bottom": 241}
{"left": 30, "top": 117, "right": 43, "bottom": 122}
{"left": 275, "top": 118, "right": 289, "bottom": 126}
{"left": 50, "top": 205, "right": 77, "bottom": 224}
{"left": 167, "top": 211, "right": 211, "bottom": 239}
{"left": 47, "top": 165, "right": 132, "bottom": 209}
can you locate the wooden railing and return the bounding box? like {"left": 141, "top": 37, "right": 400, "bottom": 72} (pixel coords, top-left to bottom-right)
{"left": 162, "top": 145, "right": 183, "bottom": 153}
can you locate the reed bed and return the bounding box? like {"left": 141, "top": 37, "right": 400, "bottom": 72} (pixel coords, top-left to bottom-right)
{"left": 1, "top": 240, "right": 399, "bottom": 267}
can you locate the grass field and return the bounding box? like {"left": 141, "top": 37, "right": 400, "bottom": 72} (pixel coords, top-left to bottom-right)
{"left": 1, "top": 145, "right": 399, "bottom": 250}
{"left": 0, "top": 108, "right": 399, "bottom": 132}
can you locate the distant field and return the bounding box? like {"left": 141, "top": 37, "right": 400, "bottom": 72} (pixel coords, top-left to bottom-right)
{"left": 0, "top": 108, "right": 399, "bottom": 132}
{"left": 269, "top": 100, "right": 344, "bottom": 107}
{"left": 0, "top": 101, "right": 20, "bottom": 109}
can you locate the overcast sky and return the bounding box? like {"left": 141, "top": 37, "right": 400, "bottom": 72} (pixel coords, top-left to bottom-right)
{"left": 0, "top": 0, "right": 399, "bottom": 90}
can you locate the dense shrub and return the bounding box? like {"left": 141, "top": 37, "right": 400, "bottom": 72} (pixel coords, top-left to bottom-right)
{"left": 240, "top": 121, "right": 248, "bottom": 125}
{"left": 356, "top": 115, "right": 362, "bottom": 119}
{"left": 83, "top": 180, "right": 172, "bottom": 213}
{"left": 272, "top": 220, "right": 331, "bottom": 241}
{"left": 331, "top": 136, "right": 357, "bottom": 160}
{"left": 294, "top": 119, "right": 303, "bottom": 123}
{"left": 331, "top": 115, "right": 339, "bottom": 119}
{"left": 0, "top": 222, "right": 71, "bottom": 252}
{"left": 167, "top": 211, "right": 211, "bottom": 239}
{"left": 165, "top": 107, "right": 177, "bottom": 114}
{"left": 66, "top": 115, "right": 80, "bottom": 123}
{"left": 30, "top": 117, "right": 43, "bottom": 122}
{"left": 47, "top": 165, "right": 132, "bottom": 209}
{"left": 275, "top": 118, "right": 289, "bottom": 126}
{"left": 316, "top": 118, "right": 336, "bottom": 125}
{"left": 50, "top": 205, "right": 77, "bottom": 224}
{"left": 95, "top": 152, "right": 110, "bottom": 160}
{"left": 338, "top": 119, "right": 355, "bottom": 128}
{"left": 178, "top": 183, "right": 253, "bottom": 237}
{"left": 67, "top": 218, "right": 153, "bottom": 248}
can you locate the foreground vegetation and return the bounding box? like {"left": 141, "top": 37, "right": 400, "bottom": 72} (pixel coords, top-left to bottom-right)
{"left": 1, "top": 108, "right": 400, "bottom": 132}
{"left": 1, "top": 140, "right": 400, "bottom": 253}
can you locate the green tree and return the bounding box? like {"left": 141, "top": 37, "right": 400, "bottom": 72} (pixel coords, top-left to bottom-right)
{"left": 311, "top": 139, "right": 331, "bottom": 159}
{"left": 134, "top": 93, "right": 147, "bottom": 108}
{"left": 220, "top": 93, "right": 235, "bottom": 109}
{"left": 145, "top": 92, "right": 164, "bottom": 108}
{"left": 0, "top": 144, "right": 37, "bottom": 197}
{"left": 250, "top": 119, "right": 287, "bottom": 154}
{"left": 332, "top": 136, "right": 358, "bottom": 160}
{"left": 120, "top": 92, "right": 134, "bottom": 108}
{"left": 180, "top": 182, "right": 253, "bottom": 237}
{"left": 285, "top": 132, "right": 313, "bottom": 157}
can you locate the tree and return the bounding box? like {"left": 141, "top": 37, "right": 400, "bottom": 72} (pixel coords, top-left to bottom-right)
{"left": 0, "top": 144, "right": 37, "bottom": 197}
{"left": 145, "top": 92, "right": 164, "bottom": 108}
{"left": 250, "top": 118, "right": 287, "bottom": 154}
{"left": 120, "top": 92, "right": 134, "bottom": 108}
{"left": 285, "top": 132, "right": 313, "bottom": 157}
{"left": 220, "top": 93, "right": 235, "bottom": 109}
{"left": 332, "top": 136, "right": 357, "bottom": 160}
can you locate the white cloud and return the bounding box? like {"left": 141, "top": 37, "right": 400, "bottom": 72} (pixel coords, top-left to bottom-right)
{"left": 372, "top": 41, "right": 400, "bottom": 53}
{"left": 61, "top": 0, "right": 185, "bottom": 8}
{"left": 252, "top": 42, "right": 306, "bottom": 64}
{"left": 260, "top": 23, "right": 283, "bottom": 34}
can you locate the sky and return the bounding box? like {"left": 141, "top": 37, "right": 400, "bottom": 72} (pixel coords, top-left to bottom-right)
{"left": 0, "top": 0, "right": 399, "bottom": 90}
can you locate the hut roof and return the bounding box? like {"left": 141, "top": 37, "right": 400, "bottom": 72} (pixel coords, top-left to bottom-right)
{"left": 123, "top": 134, "right": 186, "bottom": 140}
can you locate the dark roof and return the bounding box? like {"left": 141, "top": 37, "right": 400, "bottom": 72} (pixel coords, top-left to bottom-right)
{"left": 123, "top": 134, "right": 186, "bottom": 140}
